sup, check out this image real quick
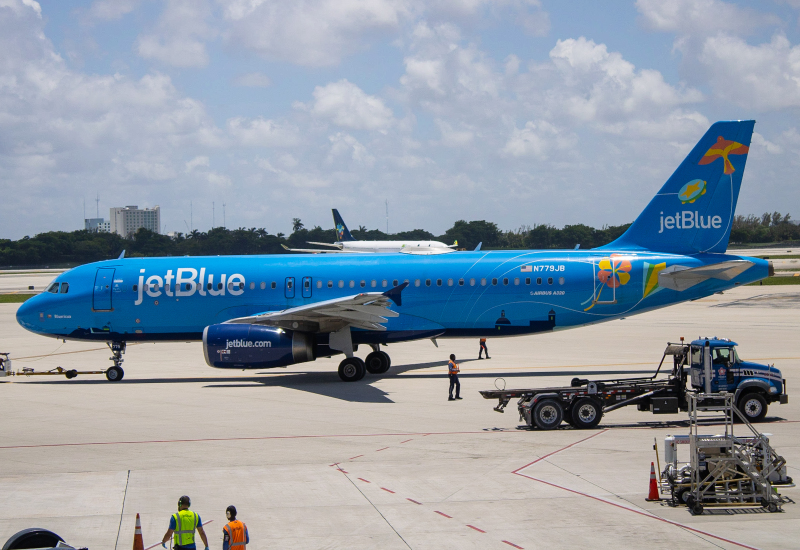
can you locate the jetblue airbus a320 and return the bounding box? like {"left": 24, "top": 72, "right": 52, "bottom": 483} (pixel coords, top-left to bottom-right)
{"left": 16, "top": 121, "right": 771, "bottom": 382}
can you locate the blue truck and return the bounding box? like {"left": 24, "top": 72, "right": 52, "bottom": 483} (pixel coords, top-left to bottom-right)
{"left": 481, "top": 338, "right": 788, "bottom": 429}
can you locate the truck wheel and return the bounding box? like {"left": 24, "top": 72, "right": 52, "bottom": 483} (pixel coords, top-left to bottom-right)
{"left": 365, "top": 351, "right": 390, "bottom": 374}
{"left": 105, "top": 366, "right": 124, "bottom": 382}
{"left": 3, "top": 527, "right": 64, "bottom": 549}
{"left": 571, "top": 398, "right": 603, "bottom": 429}
{"left": 737, "top": 392, "right": 767, "bottom": 422}
{"left": 338, "top": 358, "right": 366, "bottom": 382}
{"left": 533, "top": 399, "right": 563, "bottom": 430}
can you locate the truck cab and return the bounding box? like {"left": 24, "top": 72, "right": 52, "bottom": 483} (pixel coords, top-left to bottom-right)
{"left": 689, "top": 338, "right": 787, "bottom": 421}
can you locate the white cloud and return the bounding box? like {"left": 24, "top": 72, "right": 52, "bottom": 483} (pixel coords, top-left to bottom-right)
{"left": 635, "top": 0, "right": 778, "bottom": 35}
{"left": 87, "top": 0, "right": 140, "bottom": 21}
{"left": 327, "top": 132, "right": 375, "bottom": 165}
{"left": 233, "top": 72, "right": 272, "bottom": 88}
{"left": 0, "top": 0, "right": 41, "bottom": 17}
{"left": 296, "top": 79, "right": 395, "bottom": 130}
{"left": 501, "top": 120, "right": 576, "bottom": 158}
{"left": 227, "top": 117, "right": 300, "bottom": 147}
{"left": 137, "top": 0, "right": 215, "bottom": 68}
{"left": 435, "top": 119, "right": 474, "bottom": 146}
{"left": 185, "top": 155, "right": 210, "bottom": 171}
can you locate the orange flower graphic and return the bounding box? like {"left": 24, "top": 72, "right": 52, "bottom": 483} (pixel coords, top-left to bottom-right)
{"left": 597, "top": 255, "right": 631, "bottom": 289}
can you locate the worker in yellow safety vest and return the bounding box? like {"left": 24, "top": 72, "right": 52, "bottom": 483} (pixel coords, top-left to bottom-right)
{"left": 448, "top": 354, "right": 462, "bottom": 401}
{"left": 161, "top": 495, "right": 209, "bottom": 550}
{"left": 222, "top": 505, "right": 250, "bottom": 550}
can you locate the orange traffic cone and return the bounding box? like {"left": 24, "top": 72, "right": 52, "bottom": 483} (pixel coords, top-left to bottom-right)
{"left": 645, "top": 462, "right": 660, "bottom": 501}
{"left": 133, "top": 513, "right": 144, "bottom": 550}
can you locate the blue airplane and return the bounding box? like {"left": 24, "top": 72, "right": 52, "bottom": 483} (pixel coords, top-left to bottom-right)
{"left": 16, "top": 120, "right": 771, "bottom": 382}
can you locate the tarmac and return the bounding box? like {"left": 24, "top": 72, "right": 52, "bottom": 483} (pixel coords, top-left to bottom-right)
{"left": 1, "top": 284, "right": 798, "bottom": 549}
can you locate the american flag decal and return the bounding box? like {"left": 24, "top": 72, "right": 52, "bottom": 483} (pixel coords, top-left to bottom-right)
{"left": 521, "top": 265, "right": 532, "bottom": 272}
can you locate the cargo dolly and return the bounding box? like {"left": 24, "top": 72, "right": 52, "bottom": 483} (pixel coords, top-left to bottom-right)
{"left": 480, "top": 338, "right": 788, "bottom": 429}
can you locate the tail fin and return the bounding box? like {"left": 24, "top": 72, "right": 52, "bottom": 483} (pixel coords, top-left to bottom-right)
{"left": 332, "top": 209, "right": 355, "bottom": 242}
{"left": 598, "top": 120, "right": 755, "bottom": 255}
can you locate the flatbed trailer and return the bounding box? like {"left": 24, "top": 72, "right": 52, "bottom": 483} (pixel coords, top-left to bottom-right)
{"left": 480, "top": 342, "right": 691, "bottom": 429}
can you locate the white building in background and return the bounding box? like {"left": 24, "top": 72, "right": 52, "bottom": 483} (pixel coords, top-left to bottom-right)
{"left": 84, "top": 218, "right": 111, "bottom": 233}
{"left": 110, "top": 205, "right": 161, "bottom": 238}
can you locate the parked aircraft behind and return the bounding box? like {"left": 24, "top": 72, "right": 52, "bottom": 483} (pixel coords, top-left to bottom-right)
{"left": 17, "top": 121, "right": 771, "bottom": 383}
{"left": 282, "top": 209, "right": 458, "bottom": 255}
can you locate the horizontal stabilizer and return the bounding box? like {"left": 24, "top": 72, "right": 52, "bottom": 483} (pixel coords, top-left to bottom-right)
{"left": 658, "top": 260, "right": 754, "bottom": 292}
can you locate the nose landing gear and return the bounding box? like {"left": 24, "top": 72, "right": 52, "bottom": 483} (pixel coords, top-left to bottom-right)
{"left": 106, "top": 341, "right": 126, "bottom": 381}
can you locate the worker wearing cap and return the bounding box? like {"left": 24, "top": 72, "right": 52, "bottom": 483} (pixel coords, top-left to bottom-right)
{"left": 448, "top": 354, "right": 462, "bottom": 401}
{"left": 222, "top": 505, "right": 249, "bottom": 550}
{"left": 479, "top": 338, "right": 489, "bottom": 359}
{"left": 161, "top": 495, "right": 209, "bottom": 550}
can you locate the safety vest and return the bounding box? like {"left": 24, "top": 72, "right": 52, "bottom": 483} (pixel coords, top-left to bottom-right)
{"left": 224, "top": 520, "right": 247, "bottom": 549}
{"left": 448, "top": 360, "right": 459, "bottom": 375}
{"left": 172, "top": 510, "right": 199, "bottom": 547}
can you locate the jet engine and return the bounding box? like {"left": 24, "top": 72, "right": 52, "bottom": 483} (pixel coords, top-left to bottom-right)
{"left": 203, "top": 324, "right": 315, "bottom": 369}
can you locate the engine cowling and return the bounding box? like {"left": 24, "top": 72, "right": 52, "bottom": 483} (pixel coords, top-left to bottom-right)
{"left": 203, "top": 324, "right": 315, "bottom": 369}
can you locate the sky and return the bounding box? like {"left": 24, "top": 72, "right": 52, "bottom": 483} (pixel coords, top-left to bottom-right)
{"left": 1, "top": 0, "right": 800, "bottom": 240}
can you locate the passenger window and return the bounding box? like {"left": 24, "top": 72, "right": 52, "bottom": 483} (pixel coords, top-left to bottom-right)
{"left": 415, "top": 279, "right": 421, "bottom": 287}
{"left": 382, "top": 280, "right": 388, "bottom": 288}
{"left": 548, "top": 277, "right": 553, "bottom": 285}
{"left": 153, "top": 284, "right": 160, "bottom": 291}
{"left": 392, "top": 279, "right": 399, "bottom": 287}
{"left": 133, "top": 284, "right": 138, "bottom": 292}
{"left": 286, "top": 280, "right": 293, "bottom": 289}
{"left": 166, "top": 284, "right": 171, "bottom": 292}
{"left": 558, "top": 277, "right": 565, "bottom": 285}
{"left": 492, "top": 278, "right": 498, "bottom": 286}
{"left": 228, "top": 282, "right": 233, "bottom": 290}
{"left": 239, "top": 282, "right": 244, "bottom": 290}
{"left": 525, "top": 278, "right": 531, "bottom": 285}
{"left": 327, "top": 280, "right": 333, "bottom": 288}
{"left": 436, "top": 279, "right": 442, "bottom": 286}
{"left": 503, "top": 278, "right": 508, "bottom": 285}
{"left": 187, "top": 283, "right": 193, "bottom": 291}
{"left": 271, "top": 282, "right": 277, "bottom": 289}
{"left": 480, "top": 278, "right": 486, "bottom": 286}
{"left": 536, "top": 278, "right": 542, "bottom": 285}
{"left": 338, "top": 280, "right": 344, "bottom": 288}
{"left": 207, "top": 283, "right": 213, "bottom": 290}
{"left": 448, "top": 278, "right": 453, "bottom": 286}
{"left": 218, "top": 283, "right": 223, "bottom": 290}
{"left": 144, "top": 284, "right": 149, "bottom": 291}
{"left": 514, "top": 278, "right": 519, "bottom": 285}
{"left": 60, "top": 282, "right": 69, "bottom": 293}
{"left": 349, "top": 281, "right": 355, "bottom": 288}
{"left": 250, "top": 282, "right": 255, "bottom": 290}
{"left": 316, "top": 280, "right": 322, "bottom": 289}
{"left": 260, "top": 282, "right": 266, "bottom": 289}
{"left": 371, "top": 280, "right": 377, "bottom": 288}
{"left": 425, "top": 279, "right": 431, "bottom": 286}
{"left": 360, "top": 280, "right": 366, "bottom": 288}
{"left": 458, "top": 279, "right": 464, "bottom": 286}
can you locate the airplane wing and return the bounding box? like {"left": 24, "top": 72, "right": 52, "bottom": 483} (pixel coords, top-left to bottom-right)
{"left": 306, "top": 242, "right": 343, "bottom": 248}
{"left": 658, "top": 260, "right": 755, "bottom": 292}
{"left": 281, "top": 244, "right": 355, "bottom": 254}
{"left": 225, "top": 283, "right": 408, "bottom": 332}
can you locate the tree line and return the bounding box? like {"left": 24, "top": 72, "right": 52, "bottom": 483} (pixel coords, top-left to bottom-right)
{"left": 0, "top": 212, "right": 795, "bottom": 268}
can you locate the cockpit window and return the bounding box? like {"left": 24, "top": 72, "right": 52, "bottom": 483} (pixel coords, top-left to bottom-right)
{"left": 60, "top": 282, "right": 69, "bottom": 294}
{"left": 713, "top": 347, "right": 732, "bottom": 364}
{"left": 46, "top": 282, "right": 59, "bottom": 293}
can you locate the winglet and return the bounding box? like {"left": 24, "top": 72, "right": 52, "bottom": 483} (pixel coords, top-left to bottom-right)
{"left": 118, "top": 250, "right": 126, "bottom": 259}
{"left": 382, "top": 281, "right": 409, "bottom": 307}
{"left": 474, "top": 242, "right": 482, "bottom": 251}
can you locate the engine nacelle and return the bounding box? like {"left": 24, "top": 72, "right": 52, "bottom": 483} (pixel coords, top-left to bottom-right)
{"left": 203, "top": 324, "right": 315, "bottom": 369}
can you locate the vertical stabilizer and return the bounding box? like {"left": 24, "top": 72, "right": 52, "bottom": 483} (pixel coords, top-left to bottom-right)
{"left": 332, "top": 209, "right": 355, "bottom": 242}
{"left": 598, "top": 120, "right": 755, "bottom": 255}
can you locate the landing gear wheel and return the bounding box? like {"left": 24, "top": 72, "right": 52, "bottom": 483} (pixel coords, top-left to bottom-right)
{"left": 533, "top": 399, "right": 563, "bottom": 430}
{"left": 365, "top": 351, "right": 390, "bottom": 374}
{"left": 571, "top": 398, "right": 603, "bottom": 429}
{"left": 338, "top": 357, "right": 366, "bottom": 382}
{"left": 3, "top": 527, "right": 64, "bottom": 549}
{"left": 738, "top": 393, "right": 768, "bottom": 422}
{"left": 105, "top": 366, "right": 124, "bottom": 382}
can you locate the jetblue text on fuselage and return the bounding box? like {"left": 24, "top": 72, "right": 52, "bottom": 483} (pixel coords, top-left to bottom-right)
{"left": 135, "top": 268, "right": 246, "bottom": 305}
{"left": 658, "top": 211, "right": 722, "bottom": 234}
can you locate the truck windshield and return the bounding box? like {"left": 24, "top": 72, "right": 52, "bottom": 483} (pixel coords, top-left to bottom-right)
{"left": 691, "top": 346, "right": 701, "bottom": 366}
{"left": 713, "top": 347, "right": 732, "bottom": 364}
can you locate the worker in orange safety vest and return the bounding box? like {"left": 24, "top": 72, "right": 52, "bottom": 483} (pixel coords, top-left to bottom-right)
{"left": 448, "top": 354, "right": 462, "bottom": 401}
{"left": 479, "top": 338, "right": 489, "bottom": 359}
{"left": 222, "top": 505, "right": 249, "bottom": 550}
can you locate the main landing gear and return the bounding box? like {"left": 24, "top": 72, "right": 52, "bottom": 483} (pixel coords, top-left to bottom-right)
{"left": 337, "top": 346, "right": 391, "bottom": 382}
{"left": 105, "top": 341, "right": 126, "bottom": 382}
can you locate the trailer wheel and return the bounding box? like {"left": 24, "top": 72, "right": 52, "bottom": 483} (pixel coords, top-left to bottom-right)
{"left": 737, "top": 392, "right": 767, "bottom": 423}
{"left": 571, "top": 398, "right": 603, "bottom": 429}
{"left": 533, "top": 399, "right": 563, "bottom": 430}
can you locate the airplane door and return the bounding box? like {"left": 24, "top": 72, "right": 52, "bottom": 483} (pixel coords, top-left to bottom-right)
{"left": 285, "top": 277, "right": 295, "bottom": 299}
{"left": 93, "top": 268, "right": 115, "bottom": 311}
{"left": 302, "top": 276, "right": 312, "bottom": 298}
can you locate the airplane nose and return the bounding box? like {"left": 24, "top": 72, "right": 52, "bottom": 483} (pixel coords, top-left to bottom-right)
{"left": 15, "top": 295, "right": 39, "bottom": 330}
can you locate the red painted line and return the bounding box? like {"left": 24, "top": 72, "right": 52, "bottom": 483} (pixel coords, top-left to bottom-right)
{"left": 0, "top": 430, "right": 509, "bottom": 450}
{"left": 466, "top": 525, "right": 486, "bottom": 533}
{"left": 376, "top": 447, "right": 389, "bottom": 452}
{"left": 434, "top": 511, "right": 452, "bottom": 518}
{"left": 406, "top": 498, "right": 422, "bottom": 505}
{"left": 349, "top": 455, "right": 363, "bottom": 460}
{"left": 400, "top": 439, "right": 413, "bottom": 444}
{"left": 339, "top": 470, "right": 349, "bottom": 474}
{"left": 357, "top": 478, "right": 371, "bottom": 483}
{"left": 381, "top": 487, "right": 395, "bottom": 494}
{"left": 503, "top": 541, "right": 524, "bottom": 549}
{"left": 511, "top": 430, "right": 608, "bottom": 474}
{"left": 329, "top": 463, "right": 340, "bottom": 467}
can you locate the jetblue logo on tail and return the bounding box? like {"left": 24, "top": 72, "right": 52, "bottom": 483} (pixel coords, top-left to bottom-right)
{"left": 659, "top": 211, "right": 722, "bottom": 233}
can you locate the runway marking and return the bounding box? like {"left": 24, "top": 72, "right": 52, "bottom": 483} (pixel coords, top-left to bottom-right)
{"left": 358, "top": 478, "right": 371, "bottom": 483}
{"left": 406, "top": 498, "right": 422, "bottom": 505}
{"left": 381, "top": 487, "right": 396, "bottom": 494}
{"left": 400, "top": 439, "right": 413, "bottom": 444}
{"left": 0, "top": 430, "right": 515, "bottom": 450}
{"left": 376, "top": 447, "right": 389, "bottom": 452}
{"left": 466, "top": 525, "right": 486, "bottom": 533}
{"left": 503, "top": 541, "right": 524, "bottom": 549}
{"left": 513, "top": 433, "right": 759, "bottom": 550}
{"left": 350, "top": 454, "right": 363, "bottom": 460}
{"left": 434, "top": 511, "right": 452, "bottom": 518}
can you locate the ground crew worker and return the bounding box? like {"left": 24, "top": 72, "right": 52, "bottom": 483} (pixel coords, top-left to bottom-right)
{"left": 161, "top": 495, "right": 209, "bottom": 550}
{"left": 222, "top": 505, "right": 249, "bottom": 550}
{"left": 448, "top": 354, "right": 461, "bottom": 401}
{"left": 479, "top": 338, "right": 489, "bottom": 359}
